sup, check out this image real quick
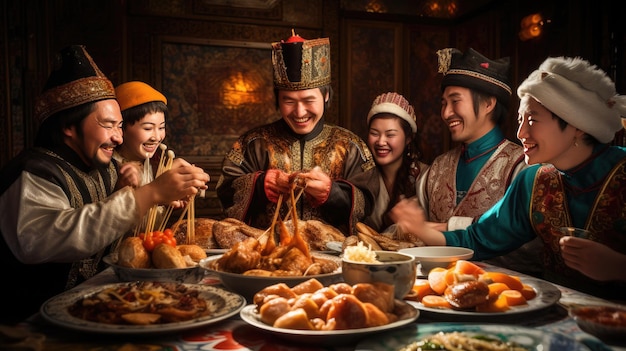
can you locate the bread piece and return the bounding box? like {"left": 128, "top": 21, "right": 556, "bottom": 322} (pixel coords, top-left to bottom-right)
{"left": 177, "top": 244, "right": 208, "bottom": 263}
{"left": 117, "top": 237, "right": 151, "bottom": 268}
{"left": 357, "top": 232, "right": 383, "bottom": 251}
{"left": 213, "top": 220, "right": 257, "bottom": 249}
{"left": 172, "top": 218, "right": 218, "bottom": 248}
{"left": 356, "top": 222, "right": 379, "bottom": 237}
{"left": 152, "top": 243, "right": 187, "bottom": 268}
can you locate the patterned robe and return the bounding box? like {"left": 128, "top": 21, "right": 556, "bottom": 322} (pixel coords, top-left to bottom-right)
{"left": 216, "top": 119, "right": 378, "bottom": 235}
{"left": 0, "top": 144, "right": 137, "bottom": 322}
{"left": 443, "top": 145, "right": 626, "bottom": 300}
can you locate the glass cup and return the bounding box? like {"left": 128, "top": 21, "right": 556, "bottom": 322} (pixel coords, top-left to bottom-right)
{"left": 559, "top": 227, "right": 594, "bottom": 239}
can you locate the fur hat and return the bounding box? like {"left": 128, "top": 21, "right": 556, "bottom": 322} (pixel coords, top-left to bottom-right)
{"left": 367, "top": 92, "right": 417, "bottom": 133}
{"left": 33, "top": 45, "right": 116, "bottom": 125}
{"left": 115, "top": 81, "right": 167, "bottom": 112}
{"left": 517, "top": 56, "right": 626, "bottom": 143}
{"left": 437, "top": 48, "right": 512, "bottom": 108}
{"left": 272, "top": 31, "right": 331, "bottom": 90}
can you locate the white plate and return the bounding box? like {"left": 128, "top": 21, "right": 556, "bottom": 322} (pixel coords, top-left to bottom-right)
{"left": 415, "top": 278, "right": 561, "bottom": 320}
{"left": 240, "top": 301, "right": 420, "bottom": 346}
{"left": 355, "top": 323, "right": 592, "bottom": 351}
{"left": 41, "top": 282, "right": 246, "bottom": 334}
{"left": 205, "top": 248, "right": 229, "bottom": 255}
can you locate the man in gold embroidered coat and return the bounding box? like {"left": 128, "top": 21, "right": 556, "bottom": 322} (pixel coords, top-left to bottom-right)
{"left": 216, "top": 33, "right": 378, "bottom": 235}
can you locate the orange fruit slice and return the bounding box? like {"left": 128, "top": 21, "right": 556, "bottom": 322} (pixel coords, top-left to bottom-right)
{"left": 500, "top": 289, "right": 527, "bottom": 306}
{"left": 428, "top": 267, "right": 449, "bottom": 295}
{"left": 421, "top": 295, "right": 452, "bottom": 309}
{"left": 481, "top": 272, "right": 524, "bottom": 291}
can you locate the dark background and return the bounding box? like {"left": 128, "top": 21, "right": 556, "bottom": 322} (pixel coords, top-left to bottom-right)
{"left": 1, "top": 0, "right": 623, "bottom": 217}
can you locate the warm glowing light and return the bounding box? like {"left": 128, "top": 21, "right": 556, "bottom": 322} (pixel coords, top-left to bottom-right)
{"left": 519, "top": 13, "right": 544, "bottom": 41}
{"left": 221, "top": 71, "right": 263, "bottom": 108}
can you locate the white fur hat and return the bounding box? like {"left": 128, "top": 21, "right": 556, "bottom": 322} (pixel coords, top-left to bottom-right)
{"left": 517, "top": 56, "right": 626, "bottom": 143}
{"left": 367, "top": 92, "right": 417, "bottom": 133}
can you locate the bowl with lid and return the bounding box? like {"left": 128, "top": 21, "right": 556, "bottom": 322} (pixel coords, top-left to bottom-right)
{"left": 341, "top": 246, "right": 417, "bottom": 299}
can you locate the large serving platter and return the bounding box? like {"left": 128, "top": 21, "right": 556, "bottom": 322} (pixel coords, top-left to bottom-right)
{"left": 41, "top": 282, "right": 246, "bottom": 334}
{"left": 415, "top": 278, "right": 561, "bottom": 321}
{"left": 239, "top": 300, "right": 420, "bottom": 346}
{"left": 355, "top": 322, "right": 592, "bottom": 351}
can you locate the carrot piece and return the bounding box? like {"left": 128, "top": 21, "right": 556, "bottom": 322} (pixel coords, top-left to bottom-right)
{"left": 476, "top": 294, "right": 510, "bottom": 312}
{"left": 453, "top": 260, "right": 485, "bottom": 277}
{"left": 444, "top": 268, "right": 457, "bottom": 286}
{"left": 487, "top": 282, "right": 510, "bottom": 300}
{"left": 520, "top": 284, "right": 537, "bottom": 300}
{"left": 421, "top": 295, "right": 452, "bottom": 309}
{"left": 428, "top": 267, "right": 449, "bottom": 295}
{"left": 410, "top": 279, "right": 435, "bottom": 301}
{"left": 480, "top": 272, "right": 524, "bottom": 291}
{"left": 500, "top": 289, "right": 527, "bottom": 306}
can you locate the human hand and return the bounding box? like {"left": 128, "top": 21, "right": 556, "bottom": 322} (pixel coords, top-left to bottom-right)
{"left": 151, "top": 158, "right": 209, "bottom": 204}
{"left": 560, "top": 236, "right": 626, "bottom": 282}
{"left": 116, "top": 161, "right": 142, "bottom": 189}
{"left": 389, "top": 198, "right": 427, "bottom": 242}
{"left": 264, "top": 169, "right": 291, "bottom": 203}
{"left": 298, "top": 166, "right": 331, "bottom": 207}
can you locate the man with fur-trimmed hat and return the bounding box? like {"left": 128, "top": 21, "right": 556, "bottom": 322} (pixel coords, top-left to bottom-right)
{"left": 391, "top": 56, "right": 626, "bottom": 300}
{"left": 414, "top": 47, "right": 540, "bottom": 276}
{"left": 0, "top": 45, "right": 209, "bottom": 323}
{"left": 216, "top": 31, "right": 378, "bottom": 236}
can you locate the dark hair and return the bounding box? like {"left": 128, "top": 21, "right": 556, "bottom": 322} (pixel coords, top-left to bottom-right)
{"left": 551, "top": 112, "right": 598, "bottom": 145}
{"left": 121, "top": 101, "right": 168, "bottom": 127}
{"left": 35, "top": 102, "right": 96, "bottom": 148}
{"left": 274, "top": 85, "right": 334, "bottom": 110}
{"left": 471, "top": 90, "right": 508, "bottom": 125}
{"left": 369, "top": 114, "right": 422, "bottom": 219}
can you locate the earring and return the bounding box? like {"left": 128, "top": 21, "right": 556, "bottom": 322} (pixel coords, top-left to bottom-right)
{"left": 574, "top": 137, "right": 579, "bottom": 147}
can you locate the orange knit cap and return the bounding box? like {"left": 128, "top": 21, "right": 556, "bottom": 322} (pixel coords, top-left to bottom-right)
{"left": 115, "top": 81, "right": 167, "bottom": 112}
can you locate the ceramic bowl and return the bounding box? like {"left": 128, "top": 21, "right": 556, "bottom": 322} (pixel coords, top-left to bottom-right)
{"left": 341, "top": 251, "right": 417, "bottom": 299}
{"left": 569, "top": 305, "right": 626, "bottom": 342}
{"left": 398, "top": 246, "right": 474, "bottom": 276}
{"left": 199, "top": 253, "right": 342, "bottom": 302}
{"left": 102, "top": 254, "right": 205, "bottom": 284}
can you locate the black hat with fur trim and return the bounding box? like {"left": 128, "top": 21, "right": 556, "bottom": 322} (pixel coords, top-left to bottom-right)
{"left": 272, "top": 30, "right": 331, "bottom": 90}
{"left": 437, "top": 48, "right": 512, "bottom": 108}
{"left": 33, "top": 45, "right": 116, "bottom": 125}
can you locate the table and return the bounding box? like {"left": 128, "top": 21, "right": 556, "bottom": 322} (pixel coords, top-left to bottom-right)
{"left": 7, "top": 262, "right": 626, "bottom": 351}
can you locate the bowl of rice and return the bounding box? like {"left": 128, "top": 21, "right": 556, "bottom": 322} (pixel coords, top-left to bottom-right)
{"left": 341, "top": 242, "right": 417, "bottom": 299}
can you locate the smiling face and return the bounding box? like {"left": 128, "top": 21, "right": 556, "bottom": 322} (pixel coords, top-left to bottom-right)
{"left": 278, "top": 88, "right": 327, "bottom": 135}
{"left": 441, "top": 86, "right": 496, "bottom": 144}
{"left": 367, "top": 115, "right": 409, "bottom": 170}
{"left": 117, "top": 111, "right": 166, "bottom": 161}
{"left": 516, "top": 95, "right": 581, "bottom": 168}
{"left": 63, "top": 99, "right": 123, "bottom": 167}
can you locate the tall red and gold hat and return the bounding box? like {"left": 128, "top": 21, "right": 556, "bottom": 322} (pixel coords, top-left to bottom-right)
{"left": 33, "top": 45, "right": 116, "bottom": 124}
{"left": 272, "top": 30, "right": 331, "bottom": 90}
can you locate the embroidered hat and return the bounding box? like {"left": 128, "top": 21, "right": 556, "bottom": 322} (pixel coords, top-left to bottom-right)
{"left": 272, "top": 30, "right": 331, "bottom": 90}
{"left": 115, "top": 81, "right": 167, "bottom": 112}
{"left": 517, "top": 56, "right": 626, "bottom": 143}
{"left": 33, "top": 45, "right": 116, "bottom": 125}
{"left": 437, "top": 48, "right": 512, "bottom": 108}
{"left": 367, "top": 92, "right": 417, "bottom": 133}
